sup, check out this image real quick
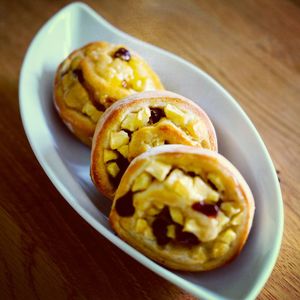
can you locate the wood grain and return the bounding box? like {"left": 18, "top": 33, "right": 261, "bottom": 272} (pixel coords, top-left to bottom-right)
{"left": 0, "top": 0, "right": 299, "bottom": 299}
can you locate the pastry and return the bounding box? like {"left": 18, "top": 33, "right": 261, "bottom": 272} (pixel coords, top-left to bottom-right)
{"left": 91, "top": 91, "right": 217, "bottom": 200}
{"left": 109, "top": 145, "right": 255, "bottom": 271}
{"left": 54, "top": 41, "right": 164, "bottom": 146}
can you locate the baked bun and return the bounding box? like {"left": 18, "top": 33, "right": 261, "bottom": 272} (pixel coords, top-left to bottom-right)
{"left": 91, "top": 91, "right": 217, "bottom": 200}
{"left": 54, "top": 41, "right": 164, "bottom": 146}
{"left": 109, "top": 145, "right": 255, "bottom": 271}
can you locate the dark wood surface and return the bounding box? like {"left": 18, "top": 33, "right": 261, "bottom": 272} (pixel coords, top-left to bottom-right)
{"left": 0, "top": 0, "right": 299, "bottom": 299}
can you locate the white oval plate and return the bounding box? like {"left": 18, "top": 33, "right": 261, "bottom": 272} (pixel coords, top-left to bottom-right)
{"left": 19, "top": 3, "right": 283, "bottom": 300}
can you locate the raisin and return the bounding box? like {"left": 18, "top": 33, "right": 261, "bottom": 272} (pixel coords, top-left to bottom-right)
{"left": 115, "top": 192, "right": 135, "bottom": 217}
{"left": 113, "top": 48, "right": 131, "bottom": 61}
{"left": 192, "top": 202, "right": 219, "bottom": 217}
{"left": 149, "top": 108, "right": 165, "bottom": 124}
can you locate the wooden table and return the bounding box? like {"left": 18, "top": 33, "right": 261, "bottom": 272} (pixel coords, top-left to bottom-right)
{"left": 0, "top": 0, "right": 299, "bottom": 299}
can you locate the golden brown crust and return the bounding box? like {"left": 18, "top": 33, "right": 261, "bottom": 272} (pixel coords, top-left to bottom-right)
{"left": 90, "top": 91, "right": 218, "bottom": 200}
{"left": 109, "top": 145, "right": 255, "bottom": 271}
{"left": 54, "top": 41, "right": 164, "bottom": 146}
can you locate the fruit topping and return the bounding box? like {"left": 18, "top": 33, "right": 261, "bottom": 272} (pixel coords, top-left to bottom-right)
{"left": 113, "top": 47, "right": 131, "bottom": 62}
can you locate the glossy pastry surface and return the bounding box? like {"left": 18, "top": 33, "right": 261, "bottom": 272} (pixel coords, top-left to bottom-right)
{"left": 91, "top": 91, "right": 217, "bottom": 200}
{"left": 109, "top": 145, "right": 255, "bottom": 271}
{"left": 54, "top": 41, "right": 164, "bottom": 146}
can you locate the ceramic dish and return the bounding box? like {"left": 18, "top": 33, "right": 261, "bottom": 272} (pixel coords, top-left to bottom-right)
{"left": 19, "top": 3, "right": 283, "bottom": 300}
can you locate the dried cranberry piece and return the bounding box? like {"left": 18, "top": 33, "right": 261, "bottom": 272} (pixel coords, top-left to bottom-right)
{"left": 115, "top": 192, "right": 135, "bottom": 217}
{"left": 93, "top": 101, "right": 106, "bottom": 112}
{"left": 175, "top": 225, "right": 200, "bottom": 246}
{"left": 152, "top": 218, "right": 171, "bottom": 246}
{"left": 122, "top": 129, "right": 132, "bottom": 140}
{"left": 149, "top": 108, "right": 165, "bottom": 124}
{"left": 72, "top": 68, "right": 85, "bottom": 84}
{"left": 187, "top": 171, "right": 197, "bottom": 177}
{"left": 152, "top": 207, "right": 173, "bottom": 246}
{"left": 113, "top": 48, "right": 131, "bottom": 61}
{"left": 110, "top": 155, "right": 130, "bottom": 187}
{"left": 157, "top": 206, "right": 173, "bottom": 224}
{"left": 192, "top": 202, "right": 219, "bottom": 217}
{"left": 216, "top": 199, "right": 223, "bottom": 207}
{"left": 103, "top": 96, "right": 116, "bottom": 107}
